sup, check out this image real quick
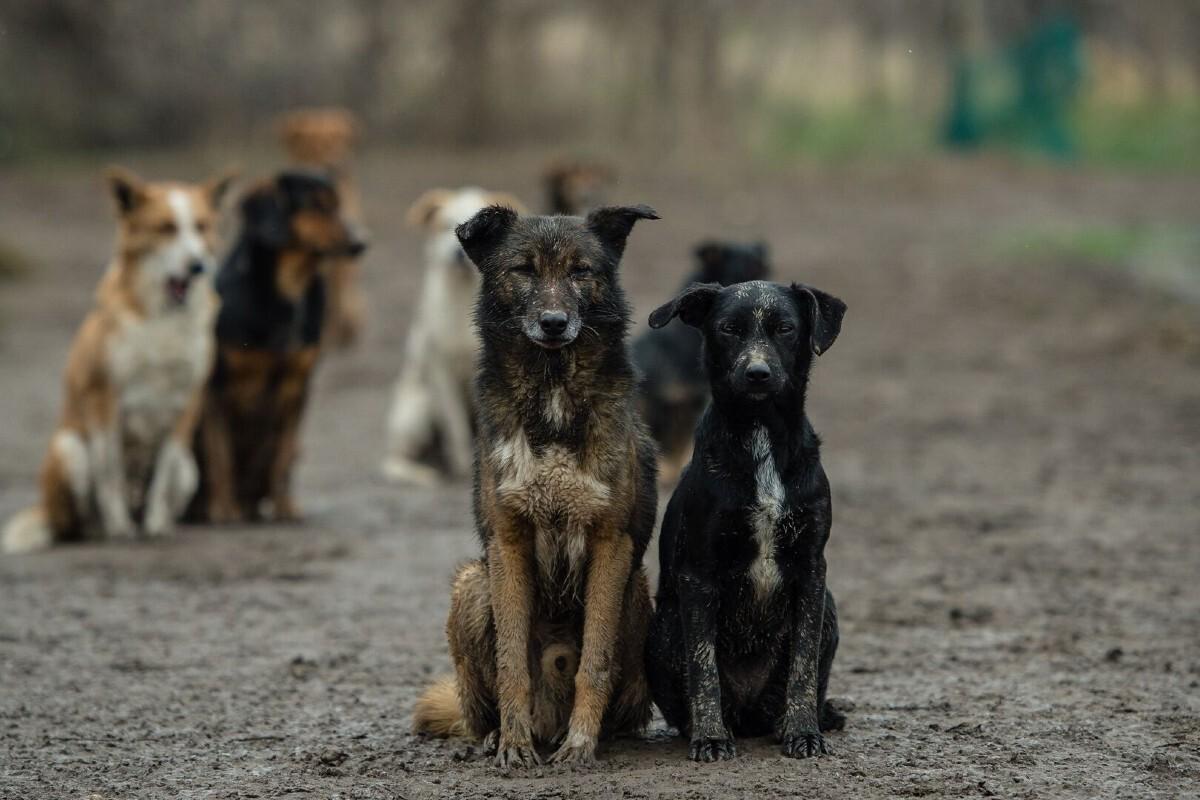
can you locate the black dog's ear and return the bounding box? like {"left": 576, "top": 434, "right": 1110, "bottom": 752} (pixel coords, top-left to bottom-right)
{"left": 586, "top": 204, "right": 659, "bottom": 262}
{"left": 456, "top": 205, "right": 518, "bottom": 270}
{"left": 648, "top": 282, "right": 721, "bottom": 329}
{"left": 791, "top": 282, "right": 846, "bottom": 355}
{"left": 240, "top": 181, "right": 291, "bottom": 249}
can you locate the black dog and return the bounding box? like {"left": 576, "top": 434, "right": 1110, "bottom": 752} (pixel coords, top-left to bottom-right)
{"left": 189, "top": 171, "right": 365, "bottom": 523}
{"left": 632, "top": 241, "right": 770, "bottom": 483}
{"left": 643, "top": 279, "right": 846, "bottom": 762}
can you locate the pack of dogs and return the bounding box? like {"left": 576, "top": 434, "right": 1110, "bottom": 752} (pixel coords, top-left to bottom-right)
{"left": 1, "top": 117, "right": 850, "bottom": 766}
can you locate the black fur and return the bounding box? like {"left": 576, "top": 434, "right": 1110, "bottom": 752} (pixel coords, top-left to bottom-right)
{"left": 632, "top": 242, "right": 770, "bottom": 468}
{"left": 644, "top": 279, "right": 848, "bottom": 761}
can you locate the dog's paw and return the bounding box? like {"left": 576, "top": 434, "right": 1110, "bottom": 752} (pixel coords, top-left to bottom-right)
{"left": 781, "top": 730, "right": 831, "bottom": 759}
{"left": 481, "top": 730, "right": 499, "bottom": 756}
{"left": 142, "top": 506, "right": 174, "bottom": 538}
{"left": 495, "top": 736, "right": 541, "bottom": 769}
{"left": 689, "top": 736, "right": 737, "bottom": 763}
{"left": 549, "top": 730, "right": 597, "bottom": 766}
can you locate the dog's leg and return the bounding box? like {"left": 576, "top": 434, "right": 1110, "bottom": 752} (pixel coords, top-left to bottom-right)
{"left": 603, "top": 567, "right": 654, "bottom": 737}
{"left": 198, "top": 394, "right": 241, "bottom": 524}
{"left": 817, "top": 588, "right": 844, "bottom": 732}
{"left": 779, "top": 555, "right": 832, "bottom": 758}
{"left": 144, "top": 393, "right": 203, "bottom": 537}
{"left": 80, "top": 387, "right": 133, "bottom": 540}
{"left": 678, "top": 567, "right": 735, "bottom": 762}
{"left": 487, "top": 522, "right": 541, "bottom": 767}
{"left": 430, "top": 366, "right": 474, "bottom": 479}
{"left": 645, "top": 592, "right": 691, "bottom": 735}
{"left": 446, "top": 560, "right": 501, "bottom": 740}
{"left": 382, "top": 379, "right": 442, "bottom": 486}
{"left": 550, "top": 528, "right": 633, "bottom": 765}
{"left": 269, "top": 411, "right": 303, "bottom": 522}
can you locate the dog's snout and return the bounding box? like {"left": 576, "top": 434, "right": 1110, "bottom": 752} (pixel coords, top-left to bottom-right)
{"left": 746, "top": 362, "right": 772, "bottom": 384}
{"left": 187, "top": 260, "right": 207, "bottom": 277}
{"left": 539, "top": 311, "right": 569, "bottom": 337}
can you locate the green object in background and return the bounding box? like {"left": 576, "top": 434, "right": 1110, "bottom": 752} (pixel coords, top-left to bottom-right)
{"left": 944, "top": 16, "right": 1083, "bottom": 158}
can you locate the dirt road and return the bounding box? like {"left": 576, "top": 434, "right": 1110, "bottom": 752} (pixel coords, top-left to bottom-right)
{"left": 1, "top": 151, "right": 1198, "bottom": 799}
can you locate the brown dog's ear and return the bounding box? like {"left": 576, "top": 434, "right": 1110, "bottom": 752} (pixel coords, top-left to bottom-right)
{"left": 405, "top": 189, "right": 454, "bottom": 229}
{"left": 240, "top": 180, "right": 290, "bottom": 249}
{"left": 648, "top": 282, "right": 722, "bottom": 329}
{"left": 204, "top": 167, "right": 239, "bottom": 210}
{"left": 456, "top": 204, "right": 518, "bottom": 270}
{"left": 105, "top": 166, "right": 147, "bottom": 214}
{"left": 586, "top": 204, "right": 659, "bottom": 263}
{"left": 791, "top": 282, "right": 846, "bottom": 355}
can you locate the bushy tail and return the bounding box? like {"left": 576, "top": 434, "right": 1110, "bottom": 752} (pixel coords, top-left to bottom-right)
{"left": 2, "top": 507, "right": 52, "bottom": 554}
{"left": 412, "top": 675, "right": 466, "bottom": 737}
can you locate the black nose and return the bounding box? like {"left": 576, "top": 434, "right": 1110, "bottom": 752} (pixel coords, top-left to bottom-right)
{"left": 347, "top": 238, "right": 368, "bottom": 258}
{"left": 746, "top": 362, "right": 772, "bottom": 383}
{"left": 539, "top": 311, "right": 569, "bottom": 337}
{"left": 187, "top": 260, "right": 206, "bottom": 277}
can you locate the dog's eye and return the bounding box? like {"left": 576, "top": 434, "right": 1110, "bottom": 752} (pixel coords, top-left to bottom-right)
{"left": 719, "top": 322, "right": 740, "bottom": 335}
{"left": 570, "top": 266, "right": 592, "bottom": 279}
{"left": 196, "top": 220, "right": 211, "bottom": 234}
{"left": 157, "top": 221, "right": 178, "bottom": 235}
{"left": 510, "top": 263, "right": 535, "bottom": 276}
{"left": 776, "top": 322, "right": 794, "bottom": 334}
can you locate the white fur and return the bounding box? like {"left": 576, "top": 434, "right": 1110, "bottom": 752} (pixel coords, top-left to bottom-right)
{"left": 384, "top": 188, "right": 501, "bottom": 484}
{"left": 748, "top": 425, "right": 784, "bottom": 600}
{"left": 1, "top": 508, "right": 52, "bottom": 554}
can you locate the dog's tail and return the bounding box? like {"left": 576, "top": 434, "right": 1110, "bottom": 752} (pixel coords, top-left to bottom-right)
{"left": 2, "top": 507, "right": 52, "bottom": 554}
{"left": 412, "top": 675, "right": 467, "bottom": 738}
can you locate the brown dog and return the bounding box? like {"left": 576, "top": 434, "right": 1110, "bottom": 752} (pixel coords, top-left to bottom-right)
{"left": 189, "top": 171, "right": 365, "bottom": 524}
{"left": 3, "top": 167, "right": 232, "bottom": 553}
{"left": 543, "top": 159, "right": 615, "bottom": 216}
{"left": 412, "top": 204, "right": 659, "bottom": 766}
{"left": 278, "top": 107, "right": 366, "bottom": 348}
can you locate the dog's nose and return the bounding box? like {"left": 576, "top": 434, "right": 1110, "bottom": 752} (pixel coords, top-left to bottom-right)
{"left": 187, "top": 260, "right": 206, "bottom": 277}
{"left": 347, "top": 237, "right": 368, "bottom": 258}
{"left": 539, "top": 311, "right": 569, "bottom": 337}
{"left": 746, "top": 362, "right": 772, "bottom": 384}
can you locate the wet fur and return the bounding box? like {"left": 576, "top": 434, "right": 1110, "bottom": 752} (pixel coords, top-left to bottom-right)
{"left": 413, "top": 205, "right": 659, "bottom": 767}
{"left": 644, "top": 279, "right": 847, "bottom": 761}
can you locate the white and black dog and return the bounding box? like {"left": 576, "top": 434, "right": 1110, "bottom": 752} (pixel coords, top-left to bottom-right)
{"left": 643, "top": 279, "right": 847, "bottom": 762}
{"left": 382, "top": 187, "right": 525, "bottom": 485}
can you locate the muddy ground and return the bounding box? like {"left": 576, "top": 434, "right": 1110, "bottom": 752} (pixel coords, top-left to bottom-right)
{"left": 0, "top": 151, "right": 1198, "bottom": 800}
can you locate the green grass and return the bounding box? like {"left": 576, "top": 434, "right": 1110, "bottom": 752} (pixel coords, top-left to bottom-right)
{"left": 750, "top": 102, "right": 931, "bottom": 165}
{"left": 1074, "top": 102, "right": 1200, "bottom": 171}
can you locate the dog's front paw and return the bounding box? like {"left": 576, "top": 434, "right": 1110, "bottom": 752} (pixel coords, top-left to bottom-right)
{"left": 781, "top": 730, "right": 831, "bottom": 759}
{"left": 689, "top": 736, "right": 737, "bottom": 763}
{"left": 549, "top": 730, "right": 597, "bottom": 766}
{"left": 142, "top": 504, "right": 174, "bottom": 538}
{"left": 495, "top": 735, "right": 541, "bottom": 769}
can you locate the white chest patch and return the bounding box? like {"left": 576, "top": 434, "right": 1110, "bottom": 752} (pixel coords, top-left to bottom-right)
{"left": 543, "top": 386, "right": 569, "bottom": 428}
{"left": 748, "top": 424, "right": 784, "bottom": 600}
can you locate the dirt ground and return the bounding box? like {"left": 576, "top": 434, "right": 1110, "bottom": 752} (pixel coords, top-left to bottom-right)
{"left": 1, "top": 150, "right": 1198, "bottom": 800}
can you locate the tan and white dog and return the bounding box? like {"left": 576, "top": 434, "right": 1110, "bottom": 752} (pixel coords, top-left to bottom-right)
{"left": 2, "top": 167, "right": 233, "bottom": 553}
{"left": 382, "top": 187, "right": 525, "bottom": 486}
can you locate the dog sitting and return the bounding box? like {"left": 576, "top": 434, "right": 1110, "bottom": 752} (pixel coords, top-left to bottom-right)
{"left": 412, "top": 204, "right": 660, "bottom": 767}
{"left": 543, "top": 160, "right": 615, "bottom": 216}
{"left": 278, "top": 106, "right": 367, "bottom": 349}
{"left": 643, "top": 279, "right": 847, "bottom": 762}
{"left": 2, "top": 167, "right": 232, "bottom": 553}
{"left": 633, "top": 241, "right": 770, "bottom": 484}
{"left": 382, "top": 187, "right": 526, "bottom": 486}
{"left": 188, "top": 171, "right": 365, "bottom": 524}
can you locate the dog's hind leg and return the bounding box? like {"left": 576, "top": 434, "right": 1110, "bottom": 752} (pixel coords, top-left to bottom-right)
{"left": 429, "top": 366, "right": 474, "bottom": 479}
{"left": 817, "top": 588, "right": 844, "bottom": 732}
{"left": 604, "top": 567, "right": 654, "bottom": 737}
{"left": 382, "top": 380, "right": 441, "bottom": 486}
{"left": 446, "top": 560, "right": 500, "bottom": 740}
{"left": 645, "top": 593, "right": 690, "bottom": 735}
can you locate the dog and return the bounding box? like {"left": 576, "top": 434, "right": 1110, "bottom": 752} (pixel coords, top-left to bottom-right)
{"left": 188, "top": 171, "right": 366, "bottom": 524}
{"left": 543, "top": 160, "right": 615, "bottom": 216}
{"left": 412, "top": 204, "right": 660, "bottom": 767}
{"left": 632, "top": 240, "right": 770, "bottom": 484}
{"left": 643, "top": 279, "right": 847, "bottom": 762}
{"left": 2, "top": 167, "right": 232, "bottom": 553}
{"left": 278, "top": 107, "right": 366, "bottom": 349}
{"left": 382, "top": 187, "right": 526, "bottom": 486}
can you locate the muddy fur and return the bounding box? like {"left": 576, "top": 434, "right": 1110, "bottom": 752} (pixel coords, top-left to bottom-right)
{"left": 189, "top": 171, "right": 365, "bottom": 524}
{"left": 644, "top": 279, "right": 847, "bottom": 762}
{"left": 413, "top": 204, "right": 659, "bottom": 767}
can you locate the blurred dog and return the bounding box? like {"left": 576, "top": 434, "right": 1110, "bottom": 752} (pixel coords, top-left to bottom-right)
{"left": 632, "top": 241, "right": 770, "bottom": 484}
{"left": 2, "top": 167, "right": 232, "bottom": 553}
{"left": 644, "top": 279, "right": 846, "bottom": 762}
{"left": 543, "top": 160, "right": 615, "bottom": 216}
{"left": 382, "top": 187, "right": 525, "bottom": 486}
{"left": 189, "top": 171, "right": 366, "bottom": 523}
{"left": 278, "top": 107, "right": 367, "bottom": 348}
{"left": 412, "top": 204, "right": 659, "bottom": 766}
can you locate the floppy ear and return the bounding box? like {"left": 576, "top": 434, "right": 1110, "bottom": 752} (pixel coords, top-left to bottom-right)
{"left": 240, "top": 181, "right": 290, "bottom": 249}
{"left": 586, "top": 204, "right": 659, "bottom": 262}
{"left": 456, "top": 205, "right": 518, "bottom": 269}
{"left": 405, "top": 188, "right": 454, "bottom": 229}
{"left": 105, "top": 166, "right": 146, "bottom": 214}
{"left": 791, "top": 283, "right": 846, "bottom": 355}
{"left": 648, "top": 282, "right": 722, "bottom": 329}
{"left": 204, "top": 167, "right": 239, "bottom": 210}
{"left": 485, "top": 191, "right": 528, "bottom": 215}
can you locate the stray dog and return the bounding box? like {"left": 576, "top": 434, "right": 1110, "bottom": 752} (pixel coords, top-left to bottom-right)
{"left": 412, "top": 204, "right": 660, "bottom": 766}
{"left": 2, "top": 167, "right": 232, "bottom": 553}
{"left": 643, "top": 279, "right": 847, "bottom": 761}
{"left": 543, "top": 160, "right": 615, "bottom": 216}
{"left": 189, "top": 171, "right": 366, "bottom": 523}
{"left": 632, "top": 241, "right": 770, "bottom": 483}
{"left": 278, "top": 106, "right": 366, "bottom": 348}
{"left": 382, "top": 187, "right": 526, "bottom": 486}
